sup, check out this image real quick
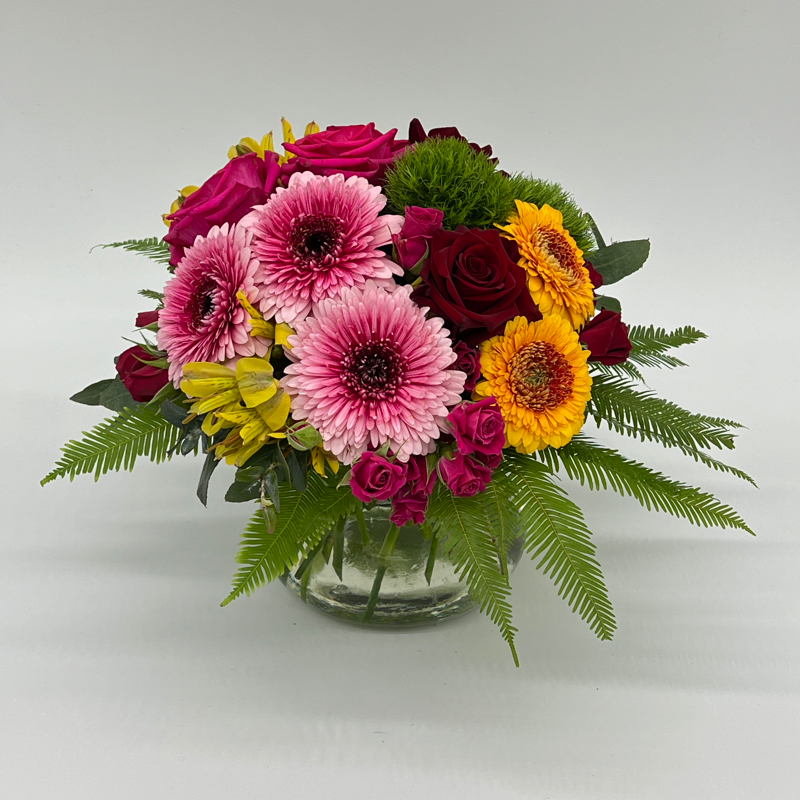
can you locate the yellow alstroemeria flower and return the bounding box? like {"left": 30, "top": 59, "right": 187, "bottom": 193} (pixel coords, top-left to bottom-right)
{"left": 228, "top": 119, "right": 320, "bottom": 165}
{"left": 162, "top": 185, "right": 200, "bottom": 227}
{"left": 311, "top": 446, "right": 340, "bottom": 477}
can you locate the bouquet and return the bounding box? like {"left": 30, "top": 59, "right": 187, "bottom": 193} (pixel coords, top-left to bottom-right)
{"left": 43, "top": 118, "right": 754, "bottom": 664}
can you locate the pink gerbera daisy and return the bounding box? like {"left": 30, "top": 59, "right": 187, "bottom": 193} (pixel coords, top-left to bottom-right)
{"left": 282, "top": 281, "right": 466, "bottom": 464}
{"left": 241, "top": 171, "right": 405, "bottom": 324}
{"left": 158, "top": 223, "right": 270, "bottom": 385}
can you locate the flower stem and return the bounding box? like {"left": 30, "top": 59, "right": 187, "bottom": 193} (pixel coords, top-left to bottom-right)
{"left": 424, "top": 532, "right": 439, "bottom": 586}
{"left": 332, "top": 519, "right": 345, "bottom": 581}
{"left": 363, "top": 523, "right": 400, "bottom": 622}
{"left": 355, "top": 503, "right": 369, "bottom": 545}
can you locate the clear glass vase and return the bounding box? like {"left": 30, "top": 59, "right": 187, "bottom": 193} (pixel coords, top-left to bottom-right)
{"left": 281, "top": 502, "right": 523, "bottom": 627}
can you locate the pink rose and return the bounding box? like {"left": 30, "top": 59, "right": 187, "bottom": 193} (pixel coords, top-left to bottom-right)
{"left": 453, "top": 341, "right": 482, "bottom": 392}
{"left": 391, "top": 206, "right": 443, "bottom": 271}
{"left": 350, "top": 452, "right": 407, "bottom": 503}
{"left": 115, "top": 345, "right": 169, "bottom": 403}
{"left": 439, "top": 453, "right": 493, "bottom": 498}
{"left": 281, "top": 123, "right": 408, "bottom": 184}
{"left": 580, "top": 309, "right": 632, "bottom": 365}
{"left": 447, "top": 398, "right": 506, "bottom": 458}
{"left": 164, "top": 152, "right": 281, "bottom": 266}
{"left": 390, "top": 454, "right": 437, "bottom": 527}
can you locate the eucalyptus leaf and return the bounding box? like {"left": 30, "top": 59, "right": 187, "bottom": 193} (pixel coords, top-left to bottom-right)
{"left": 196, "top": 450, "right": 220, "bottom": 507}
{"left": 70, "top": 378, "right": 115, "bottom": 406}
{"left": 225, "top": 480, "right": 261, "bottom": 503}
{"left": 146, "top": 381, "right": 182, "bottom": 408}
{"left": 274, "top": 444, "right": 291, "bottom": 487}
{"left": 160, "top": 400, "right": 189, "bottom": 428}
{"left": 263, "top": 469, "right": 281, "bottom": 513}
{"left": 586, "top": 240, "right": 650, "bottom": 285}
{"left": 180, "top": 426, "right": 201, "bottom": 455}
{"left": 99, "top": 377, "right": 139, "bottom": 413}
{"left": 236, "top": 465, "right": 266, "bottom": 483}
{"left": 287, "top": 450, "right": 307, "bottom": 492}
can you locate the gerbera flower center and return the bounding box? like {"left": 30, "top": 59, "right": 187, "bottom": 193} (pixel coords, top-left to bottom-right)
{"left": 289, "top": 213, "right": 344, "bottom": 268}
{"left": 341, "top": 339, "right": 406, "bottom": 402}
{"left": 508, "top": 342, "right": 575, "bottom": 411}
{"left": 187, "top": 277, "right": 218, "bottom": 328}
{"left": 537, "top": 228, "right": 582, "bottom": 283}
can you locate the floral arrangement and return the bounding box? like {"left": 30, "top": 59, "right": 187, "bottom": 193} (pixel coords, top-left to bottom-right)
{"left": 43, "top": 119, "right": 754, "bottom": 664}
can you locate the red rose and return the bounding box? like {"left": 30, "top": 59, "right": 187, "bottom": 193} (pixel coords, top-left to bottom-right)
{"left": 453, "top": 341, "right": 482, "bottom": 392}
{"left": 350, "top": 452, "right": 407, "bottom": 503}
{"left": 115, "top": 345, "right": 169, "bottom": 402}
{"left": 580, "top": 309, "right": 632, "bottom": 365}
{"left": 585, "top": 259, "right": 604, "bottom": 291}
{"left": 439, "top": 453, "right": 493, "bottom": 498}
{"left": 281, "top": 123, "right": 408, "bottom": 185}
{"left": 135, "top": 309, "right": 159, "bottom": 328}
{"left": 392, "top": 206, "right": 443, "bottom": 270}
{"left": 164, "top": 152, "right": 281, "bottom": 266}
{"left": 447, "top": 398, "right": 506, "bottom": 458}
{"left": 408, "top": 118, "right": 495, "bottom": 160}
{"left": 411, "top": 227, "right": 541, "bottom": 346}
{"left": 390, "top": 454, "right": 437, "bottom": 527}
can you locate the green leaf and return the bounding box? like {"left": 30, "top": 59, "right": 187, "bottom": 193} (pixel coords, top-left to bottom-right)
{"left": 94, "top": 237, "right": 171, "bottom": 266}
{"left": 225, "top": 480, "right": 261, "bottom": 503}
{"left": 594, "top": 295, "right": 621, "bottom": 313}
{"left": 287, "top": 449, "right": 307, "bottom": 492}
{"left": 221, "top": 471, "right": 358, "bottom": 605}
{"left": 145, "top": 381, "right": 182, "bottom": 409}
{"left": 428, "top": 485, "right": 519, "bottom": 665}
{"left": 138, "top": 288, "right": 164, "bottom": 302}
{"left": 586, "top": 240, "right": 650, "bottom": 285}
{"left": 70, "top": 379, "right": 115, "bottom": 406}
{"left": 98, "top": 376, "right": 139, "bottom": 413}
{"left": 590, "top": 360, "right": 646, "bottom": 383}
{"left": 196, "top": 450, "right": 220, "bottom": 507}
{"left": 41, "top": 405, "right": 180, "bottom": 485}
{"left": 587, "top": 373, "right": 743, "bottom": 459}
{"left": 496, "top": 454, "right": 617, "bottom": 641}
{"left": 160, "top": 400, "right": 189, "bottom": 428}
{"left": 536, "top": 435, "right": 755, "bottom": 533}
{"left": 626, "top": 324, "right": 707, "bottom": 370}
{"left": 586, "top": 213, "right": 606, "bottom": 249}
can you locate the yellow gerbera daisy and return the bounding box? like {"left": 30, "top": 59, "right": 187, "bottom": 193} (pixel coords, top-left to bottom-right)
{"left": 497, "top": 201, "right": 596, "bottom": 329}
{"left": 475, "top": 315, "right": 592, "bottom": 453}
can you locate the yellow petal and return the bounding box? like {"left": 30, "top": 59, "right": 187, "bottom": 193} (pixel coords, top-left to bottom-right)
{"left": 261, "top": 132, "right": 275, "bottom": 153}
{"left": 189, "top": 388, "right": 242, "bottom": 415}
{"left": 274, "top": 322, "right": 295, "bottom": 347}
{"left": 281, "top": 117, "right": 295, "bottom": 147}
{"left": 236, "top": 291, "right": 275, "bottom": 339}
{"left": 258, "top": 390, "right": 291, "bottom": 430}
{"left": 304, "top": 121, "right": 320, "bottom": 136}
{"left": 180, "top": 185, "right": 199, "bottom": 198}
{"left": 236, "top": 358, "right": 277, "bottom": 408}
{"left": 311, "top": 447, "right": 325, "bottom": 476}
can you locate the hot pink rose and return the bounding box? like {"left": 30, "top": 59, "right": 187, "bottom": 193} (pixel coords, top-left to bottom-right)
{"left": 164, "top": 152, "right": 281, "bottom": 266}
{"left": 350, "top": 452, "right": 407, "bottom": 503}
{"left": 392, "top": 206, "right": 443, "bottom": 271}
{"left": 281, "top": 123, "right": 408, "bottom": 184}
{"left": 439, "top": 453, "right": 493, "bottom": 498}
{"left": 447, "top": 398, "right": 506, "bottom": 458}
{"left": 390, "top": 454, "right": 437, "bottom": 527}
{"left": 453, "top": 341, "right": 482, "bottom": 392}
{"left": 580, "top": 309, "right": 632, "bottom": 365}
{"left": 115, "top": 345, "right": 169, "bottom": 402}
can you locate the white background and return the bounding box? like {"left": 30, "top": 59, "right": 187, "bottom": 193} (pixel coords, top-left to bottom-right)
{"left": 2, "top": 1, "right": 799, "bottom": 798}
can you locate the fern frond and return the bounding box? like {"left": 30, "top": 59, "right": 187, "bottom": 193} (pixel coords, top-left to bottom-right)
{"left": 590, "top": 360, "right": 646, "bottom": 383}
{"left": 536, "top": 435, "right": 755, "bottom": 533}
{"left": 138, "top": 288, "right": 164, "bottom": 302}
{"left": 222, "top": 472, "right": 357, "bottom": 605}
{"left": 428, "top": 485, "right": 518, "bottom": 664}
{"left": 41, "top": 405, "right": 180, "bottom": 485}
{"left": 588, "top": 374, "right": 743, "bottom": 460}
{"left": 627, "top": 324, "right": 706, "bottom": 370}
{"left": 496, "top": 454, "right": 616, "bottom": 641}
{"left": 480, "top": 478, "right": 520, "bottom": 571}
{"left": 94, "top": 238, "right": 171, "bottom": 265}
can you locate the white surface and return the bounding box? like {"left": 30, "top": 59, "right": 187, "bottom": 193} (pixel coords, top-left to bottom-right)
{"left": 2, "top": 1, "right": 799, "bottom": 798}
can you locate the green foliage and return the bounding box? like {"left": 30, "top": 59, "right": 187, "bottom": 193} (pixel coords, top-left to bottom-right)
{"left": 385, "top": 137, "right": 514, "bottom": 230}
{"left": 222, "top": 471, "right": 358, "bottom": 606}
{"left": 587, "top": 373, "right": 743, "bottom": 460}
{"left": 496, "top": 453, "right": 616, "bottom": 641}
{"left": 504, "top": 175, "right": 595, "bottom": 254}
{"left": 428, "top": 484, "right": 519, "bottom": 664}
{"left": 584, "top": 239, "right": 650, "bottom": 285}
{"left": 590, "top": 360, "right": 646, "bottom": 383}
{"left": 41, "top": 405, "right": 180, "bottom": 485}
{"left": 94, "top": 238, "right": 171, "bottom": 266}
{"left": 536, "top": 435, "right": 755, "bottom": 531}
{"left": 138, "top": 288, "right": 164, "bottom": 302}
{"left": 627, "top": 324, "right": 707, "bottom": 370}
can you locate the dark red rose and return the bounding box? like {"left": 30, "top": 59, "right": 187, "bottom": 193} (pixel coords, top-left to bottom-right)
{"left": 408, "top": 118, "right": 494, "bottom": 160}
{"left": 390, "top": 454, "right": 437, "bottom": 527}
{"left": 474, "top": 450, "right": 503, "bottom": 470}
{"left": 392, "top": 206, "right": 443, "bottom": 270}
{"left": 350, "top": 452, "right": 407, "bottom": 503}
{"left": 164, "top": 151, "right": 281, "bottom": 266}
{"left": 135, "top": 309, "right": 159, "bottom": 328}
{"left": 585, "top": 259, "right": 604, "bottom": 292}
{"left": 448, "top": 398, "right": 506, "bottom": 458}
{"left": 439, "top": 453, "right": 493, "bottom": 498}
{"left": 115, "top": 345, "right": 169, "bottom": 402}
{"left": 453, "top": 341, "right": 482, "bottom": 392}
{"left": 411, "top": 227, "right": 541, "bottom": 346}
{"left": 281, "top": 123, "right": 408, "bottom": 184}
{"left": 580, "top": 309, "right": 632, "bottom": 365}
